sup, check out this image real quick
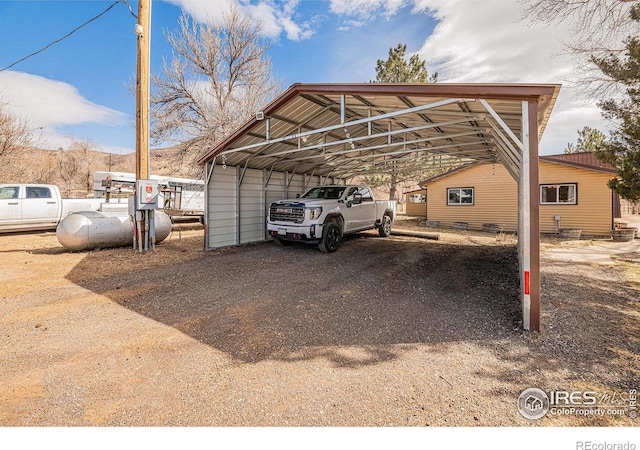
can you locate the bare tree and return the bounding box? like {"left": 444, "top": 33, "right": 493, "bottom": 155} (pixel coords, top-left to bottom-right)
{"left": 521, "top": 0, "right": 637, "bottom": 96}
{"left": 67, "top": 136, "right": 98, "bottom": 193}
{"left": 31, "top": 152, "right": 56, "bottom": 184}
{"left": 151, "top": 6, "right": 282, "bottom": 177}
{"left": 0, "top": 98, "right": 36, "bottom": 158}
{"left": 56, "top": 149, "right": 80, "bottom": 197}
{"left": 50, "top": 136, "right": 101, "bottom": 196}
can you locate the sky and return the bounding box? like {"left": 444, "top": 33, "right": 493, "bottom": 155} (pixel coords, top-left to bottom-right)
{"left": 0, "top": 0, "right": 628, "bottom": 157}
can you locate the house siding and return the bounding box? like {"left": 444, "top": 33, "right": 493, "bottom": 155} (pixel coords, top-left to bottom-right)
{"left": 426, "top": 163, "right": 518, "bottom": 232}
{"left": 404, "top": 189, "right": 427, "bottom": 216}
{"left": 424, "top": 161, "right": 614, "bottom": 236}
{"left": 539, "top": 162, "right": 613, "bottom": 236}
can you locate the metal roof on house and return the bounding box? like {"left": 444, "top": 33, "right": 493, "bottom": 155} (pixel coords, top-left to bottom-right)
{"left": 540, "top": 152, "right": 617, "bottom": 173}
{"left": 198, "top": 83, "right": 561, "bottom": 180}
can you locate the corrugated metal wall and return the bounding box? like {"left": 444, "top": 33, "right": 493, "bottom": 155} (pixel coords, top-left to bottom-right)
{"left": 239, "top": 168, "right": 265, "bottom": 244}
{"left": 206, "top": 165, "right": 344, "bottom": 249}
{"left": 207, "top": 165, "right": 238, "bottom": 248}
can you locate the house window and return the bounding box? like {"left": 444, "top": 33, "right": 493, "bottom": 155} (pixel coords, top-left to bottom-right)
{"left": 409, "top": 193, "right": 426, "bottom": 203}
{"left": 447, "top": 187, "right": 474, "bottom": 205}
{"left": 540, "top": 183, "right": 577, "bottom": 205}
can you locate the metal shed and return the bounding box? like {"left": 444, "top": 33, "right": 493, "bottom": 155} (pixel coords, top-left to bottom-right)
{"left": 198, "top": 82, "right": 561, "bottom": 331}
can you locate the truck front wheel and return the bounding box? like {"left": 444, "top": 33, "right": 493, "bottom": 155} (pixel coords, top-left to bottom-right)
{"left": 378, "top": 214, "right": 392, "bottom": 237}
{"left": 318, "top": 221, "right": 342, "bottom": 253}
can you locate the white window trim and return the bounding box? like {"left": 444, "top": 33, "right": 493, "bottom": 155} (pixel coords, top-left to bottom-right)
{"left": 539, "top": 183, "right": 577, "bottom": 205}
{"left": 447, "top": 187, "right": 474, "bottom": 206}
{"left": 408, "top": 193, "right": 426, "bottom": 203}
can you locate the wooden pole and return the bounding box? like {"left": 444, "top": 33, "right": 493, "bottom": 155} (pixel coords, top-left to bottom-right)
{"left": 135, "top": 0, "right": 151, "bottom": 251}
{"left": 136, "top": 0, "right": 151, "bottom": 180}
{"left": 519, "top": 100, "right": 540, "bottom": 332}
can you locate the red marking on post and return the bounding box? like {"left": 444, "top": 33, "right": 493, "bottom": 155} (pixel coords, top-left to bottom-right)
{"left": 524, "top": 271, "right": 530, "bottom": 295}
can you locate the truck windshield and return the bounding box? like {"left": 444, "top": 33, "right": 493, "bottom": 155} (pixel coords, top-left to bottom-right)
{"left": 301, "top": 186, "right": 346, "bottom": 199}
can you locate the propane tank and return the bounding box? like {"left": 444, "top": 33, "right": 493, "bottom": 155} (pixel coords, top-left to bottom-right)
{"left": 56, "top": 210, "right": 172, "bottom": 251}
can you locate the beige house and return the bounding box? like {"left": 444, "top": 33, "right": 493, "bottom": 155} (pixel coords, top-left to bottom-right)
{"left": 407, "top": 152, "right": 620, "bottom": 236}
{"left": 405, "top": 188, "right": 427, "bottom": 216}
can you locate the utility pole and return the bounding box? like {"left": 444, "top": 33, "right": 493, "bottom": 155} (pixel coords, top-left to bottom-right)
{"left": 135, "top": 0, "right": 150, "bottom": 180}
{"left": 133, "top": 0, "right": 156, "bottom": 252}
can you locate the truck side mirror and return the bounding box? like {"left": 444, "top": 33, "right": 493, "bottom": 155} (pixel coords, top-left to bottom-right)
{"left": 351, "top": 193, "right": 363, "bottom": 205}
{"left": 296, "top": 194, "right": 301, "bottom": 198}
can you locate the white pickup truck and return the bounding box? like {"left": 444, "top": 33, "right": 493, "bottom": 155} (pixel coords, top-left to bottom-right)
{"left": 0, "top": 184, "right": 124, "bottom": 233}
{"left": 267, "top": 185, "right": 396, "bottom": 252}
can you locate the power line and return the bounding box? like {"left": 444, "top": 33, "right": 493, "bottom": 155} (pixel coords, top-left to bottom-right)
{"left": 0, "top": 1, "right": 134, "bottom": 72}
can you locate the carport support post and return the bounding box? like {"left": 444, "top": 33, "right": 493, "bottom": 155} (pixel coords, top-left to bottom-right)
{"left": 519, "top": 100, "right": 541, "bottom": 332}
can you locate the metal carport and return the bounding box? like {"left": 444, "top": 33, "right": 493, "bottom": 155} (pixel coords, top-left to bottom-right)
{"left": 198, "top": 82, "right": 561, "bottom": 332}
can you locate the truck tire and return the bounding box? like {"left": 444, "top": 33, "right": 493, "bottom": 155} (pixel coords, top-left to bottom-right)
{"left": 318, "top": 221, "right": 342, "bottom": 253}
{"left": 378, "top": 214, "right": 392, "bottom": 237}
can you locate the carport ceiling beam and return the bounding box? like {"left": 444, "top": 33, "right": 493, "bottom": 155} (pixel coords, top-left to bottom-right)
{"left": 494, "top": 143, "right": 520, "bottom": 180}
{"left": 340, "top": 154, "right": 484, "bottom": 174}
{"left": 479, "top": 99, "right": 524, "bottom": 152}
{"left": 218, "top": 98, "right": 470, "bottom": 157}
{"left": 486, "top": 118, "right": 522, "bottom": 172}
{"left": 327, "top": 145, "right": 492, "bottom": 178}
{"left": 251, "top": 119, "right": 480, "bottom": 160}
{"left": 493, "top": 137, "right": 521, "bottom": 180}
{"left": 335, "top": 159, "right": 475, "bottom": 178}
{"left": 275, "top": 135, "right": 490, "bottom": 164}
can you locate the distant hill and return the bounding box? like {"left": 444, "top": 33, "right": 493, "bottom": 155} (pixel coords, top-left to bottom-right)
{"left": 0, "top": 145, "right": 201, "bottom": 197}
{"left": 0, "top": 144, "right": 420, "bottom": 203}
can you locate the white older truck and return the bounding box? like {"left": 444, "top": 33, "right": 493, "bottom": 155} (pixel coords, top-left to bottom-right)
{"left": 267, "top": 185, "right": 396, "bottom": 252}
{"left": 0, "top": 184, "right": 125, "bottom": 233}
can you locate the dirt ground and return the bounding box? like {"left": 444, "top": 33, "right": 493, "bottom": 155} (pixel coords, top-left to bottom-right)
{"left": 0, "top": 216, "right": 638, "bottom": 426}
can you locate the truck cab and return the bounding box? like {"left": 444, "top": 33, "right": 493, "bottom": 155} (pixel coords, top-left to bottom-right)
{"left": 267, "top": 185, "right": 396, "bottom": 252}
{"left": 0, "top": 184, "right": 62, "bottom": 232}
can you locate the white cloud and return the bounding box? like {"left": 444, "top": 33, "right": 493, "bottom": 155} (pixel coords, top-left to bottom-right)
{"left": 166, "top": 0, "right": 315, "bottom": 41}
{"left": 409, "top": 0, "right": 614, "bottom": 154}
{"left": 164, "top": 0, "right": 236, "bottom": 25}
{"left": 337, "top": 19, "right": 365, "bottom": 32}
{"left": 413, "top": 1, "right": 575, "bottom": 83}
{"left": 329, "top": 0, "right": 407, "bottom": 19}
{"left": 540, "top": 88, "right": 615, "bottom": 154}
{"left": 0, "top": 71, "right": 128, "bottom": 148}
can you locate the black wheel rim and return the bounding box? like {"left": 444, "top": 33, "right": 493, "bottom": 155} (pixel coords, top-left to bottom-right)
{"left": 383, "top": 217, "right": 391, "bottom": 234}
{"left": 327, "top": 227, "right": 340, "bottom": 250}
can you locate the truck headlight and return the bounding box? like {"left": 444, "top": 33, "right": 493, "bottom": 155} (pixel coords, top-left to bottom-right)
{"left": 308, "top": 207, "right": 322, "bottom": 220}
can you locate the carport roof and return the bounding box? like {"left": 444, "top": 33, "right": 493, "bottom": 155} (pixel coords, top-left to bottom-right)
{"left": 198, "top": 82, "right": 561, "bottom": 180}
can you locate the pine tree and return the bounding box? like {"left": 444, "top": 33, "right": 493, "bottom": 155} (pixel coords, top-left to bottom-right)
{"left": 564, "top": 126, "right": 607, "bottom": 154}
{"left": 375, "top": 43, "right": 437, "bottom": 83}
{"left": 592, "top": 5, "right": 640, "bottom": 207}
{"left": 368, "top": 44, "right": 441, "bottom": 202}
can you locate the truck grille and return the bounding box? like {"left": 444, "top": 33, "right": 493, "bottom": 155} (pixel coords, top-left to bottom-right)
{"left": 270, "top": 204, "right": 304, "bottom": 223}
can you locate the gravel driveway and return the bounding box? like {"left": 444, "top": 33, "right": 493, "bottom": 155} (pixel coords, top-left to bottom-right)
{"left": 1, "top": 220, "right": 638, "bottom": 426}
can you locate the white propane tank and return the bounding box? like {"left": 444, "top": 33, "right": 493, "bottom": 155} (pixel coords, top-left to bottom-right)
{"left": 56, "top": 211, "right": 172, "bottom": 251}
